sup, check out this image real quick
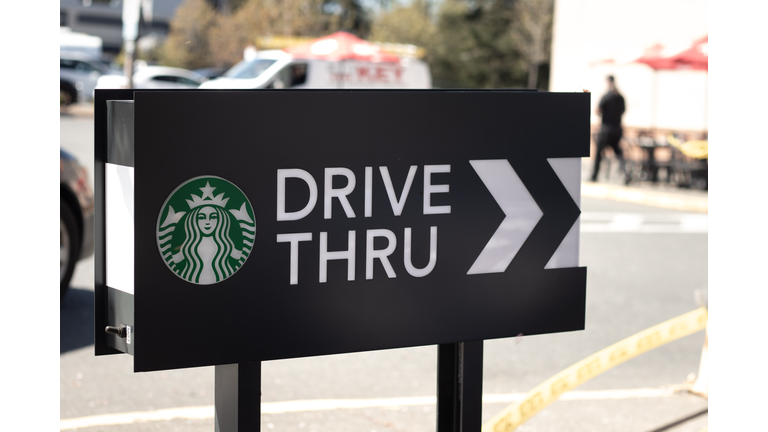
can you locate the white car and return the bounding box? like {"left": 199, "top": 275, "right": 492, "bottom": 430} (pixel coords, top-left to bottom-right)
{"left": 60, "top": 50, "right": 116, "bottom": 105}
{"left": 95, "top": 66, "right": 207, "bottom": 92}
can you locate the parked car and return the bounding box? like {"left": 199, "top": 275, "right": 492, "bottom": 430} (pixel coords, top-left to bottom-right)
{"left": 194, "top": 67, "right": 226, "bottom": 80}
{"left": 60, "top": 50, "right": 116, "bottom": 105}
{"left": 94, "top": 66, "right": 207, "bottom": 92}
{"left": 61, "top": 149, "right": 95, "bottom": 298}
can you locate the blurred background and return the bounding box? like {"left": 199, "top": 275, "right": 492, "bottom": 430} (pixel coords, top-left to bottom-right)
{"left": 60, "top": 0, "right": 709, "bottom": 431}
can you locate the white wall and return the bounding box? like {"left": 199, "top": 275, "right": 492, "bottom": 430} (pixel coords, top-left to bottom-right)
{"left": 550, "top": 0, "right": 708, "bottom": 132}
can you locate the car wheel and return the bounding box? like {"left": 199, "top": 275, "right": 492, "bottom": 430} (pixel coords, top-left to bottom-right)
{"left": 61, "top": 81, "right": 77, "bottom": 106}
{"left": 61, "top": 201, "right": 80, "bottom": 298}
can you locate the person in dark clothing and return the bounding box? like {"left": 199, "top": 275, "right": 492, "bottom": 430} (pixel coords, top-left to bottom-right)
{"left": 591, "top": 75, "right": 627, "bottom": 182}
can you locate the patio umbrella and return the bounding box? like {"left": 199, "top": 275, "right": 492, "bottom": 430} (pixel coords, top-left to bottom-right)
{"left": 597, "top": 35, "right": 708, "bottom": 131}
{"left": 637, "top": 35, "right": 708, "bottom": 132}
{"left": 636, "top": 35, "right": 708, "bottom": 71}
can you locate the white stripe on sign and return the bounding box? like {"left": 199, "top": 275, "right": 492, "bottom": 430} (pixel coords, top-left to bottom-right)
{"left": 580, "top": 212, "right": 708, "bottom": 233}
{"left": 467, "top": 160, "right": 543, "bottom": 275}
{"left": 545, "top": 158, "right": 582, "bottom": 270}
{"left": 59, "top": 388, "right": 679, "bottom": 430}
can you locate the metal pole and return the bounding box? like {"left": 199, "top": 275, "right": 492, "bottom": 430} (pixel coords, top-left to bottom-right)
{"left": 124, "top": 40, "right": 135, "bottom": 89}
{"left": 215, "top": 362, "right": 261, "bottom": 432}
{"left": 702, "top": 73, "right": 708, "bottom": 135}
{"left": 651, "top": 70, "right": 659, "bottom": 135}
{"left": 122, "top": 0, "right": 140, "bottom": 89}
{"left": 437, "top": 341, "right": 484, "bottom": 432}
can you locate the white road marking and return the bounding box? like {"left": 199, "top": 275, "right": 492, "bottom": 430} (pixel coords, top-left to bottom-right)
{"left": 580, "top": 212, "right": 708, "bottom": 233}
{"left": 60, "top": 387, "right": 680, "bottom": 430}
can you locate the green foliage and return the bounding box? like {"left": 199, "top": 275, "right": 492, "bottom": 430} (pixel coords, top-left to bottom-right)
{"left": 371, "top": 0, "right": 553, "bottom": 89}
{"left": 509, "top": 0, "right": 554, "bottom": 89}
{"left": 157, "top": 0, "right": 553, "bottom": 89}
{"left": 430, "top": 0, "right": 525, "bottom": 88}
{"left": 159, "top": 0, "right": 373, "bottom": 70}
{"left": 369, "top": 0, "right": 435, "bottom": 50}
{"left": 158, "top": 0, "right": 218, "bottom": 70}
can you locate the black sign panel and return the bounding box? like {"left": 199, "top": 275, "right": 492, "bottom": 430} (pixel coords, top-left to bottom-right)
{"left": 127, "top": 90, "right": 589, "bottom": 372}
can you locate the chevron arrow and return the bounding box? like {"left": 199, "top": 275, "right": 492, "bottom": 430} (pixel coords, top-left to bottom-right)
{"left": 467, "top": 159, "right": 543, "bottom": 275}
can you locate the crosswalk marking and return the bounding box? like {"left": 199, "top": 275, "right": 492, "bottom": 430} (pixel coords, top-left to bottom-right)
{"left": 580, "top": 212, "right": 708, "bottom": 233}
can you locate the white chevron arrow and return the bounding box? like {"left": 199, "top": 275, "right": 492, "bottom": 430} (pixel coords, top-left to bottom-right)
{"left": 467, "top": 160, "right": 543, "bottom": 275}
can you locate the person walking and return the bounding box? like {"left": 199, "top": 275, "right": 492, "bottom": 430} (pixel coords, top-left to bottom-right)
{"left": 591, "top": 75, "right": 628, "bottom": 182}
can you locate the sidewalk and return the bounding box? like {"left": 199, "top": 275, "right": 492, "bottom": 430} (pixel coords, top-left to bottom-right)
{"left": 60, "top": 101, "right": 95, "bottom": 118}
{"left": 580, "top": 158, "right": 708, "bottom": 213}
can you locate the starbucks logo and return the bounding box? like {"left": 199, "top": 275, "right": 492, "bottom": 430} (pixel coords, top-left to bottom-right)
{"left": 157, "top": 176, "right": 255, "bottom": 285}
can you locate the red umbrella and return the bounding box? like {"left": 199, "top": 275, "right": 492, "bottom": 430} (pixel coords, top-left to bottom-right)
{"left": 636, "top": 35, "right": 708, "bottom": 71}
{"left": 635, "top": 35, "right": 708, "bottom": 132}
{"left": 284, "top": 31, "right": 400, "bottom": 63}
{"left": 592, "top": 35, "right": 708, "bottom": 132}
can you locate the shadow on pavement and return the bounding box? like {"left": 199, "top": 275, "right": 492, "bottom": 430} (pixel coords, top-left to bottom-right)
{"left": 60, "top": 288, "right": 94, "bottom": 354}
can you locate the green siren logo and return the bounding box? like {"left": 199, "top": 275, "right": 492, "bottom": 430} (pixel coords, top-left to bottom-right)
{"left": 157, "top": 176, "right": 255, "bottom": 284}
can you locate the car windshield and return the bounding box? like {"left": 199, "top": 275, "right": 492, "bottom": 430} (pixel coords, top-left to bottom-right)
{"left": 223, "top": 59, "right": 277, "bottom": 79}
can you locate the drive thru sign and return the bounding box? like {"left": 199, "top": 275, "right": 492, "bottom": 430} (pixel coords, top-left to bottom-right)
{"left": 95, "top": 90, "right": 589, "bottom": 373}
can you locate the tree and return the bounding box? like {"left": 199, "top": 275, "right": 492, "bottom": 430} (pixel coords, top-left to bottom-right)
{"left": 429, "top": 0, "right": 527, "bottom": 89}
{"left": 509, "top": 0, "right": 554, "bottom": 89}
{"left": 158, "top": 0, "right": 554, "bottom": 89}
{"left": 160, "top": 0, "right": 374, "bottom": 70}
{"left": 159, "top": 0, "right": 218, "bottom": 70}
{"left": 369, "top": 0, "right": 436, "bottom": 49}
{"left": 322, "top": 0, "right": 370, "bottom": 36}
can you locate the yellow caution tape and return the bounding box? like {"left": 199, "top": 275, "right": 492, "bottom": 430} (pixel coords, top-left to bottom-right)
{"left": 483, "top": 307, "right": 708, "bottom": 432}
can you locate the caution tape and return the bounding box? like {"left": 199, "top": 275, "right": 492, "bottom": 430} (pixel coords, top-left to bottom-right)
{"left": 483, "top": 307, "right": 708, "bottom": 432}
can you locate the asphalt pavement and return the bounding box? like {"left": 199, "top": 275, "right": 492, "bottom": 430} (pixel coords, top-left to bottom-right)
{"left": 60, "top": 112, "right": 708, "bottom": 432}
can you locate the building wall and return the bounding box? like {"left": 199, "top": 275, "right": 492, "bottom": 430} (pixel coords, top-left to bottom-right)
{"left": 549, "top": 0, "right": 708, "bottom": 133}
{"left": 60, "top": 0, "right": 184, "bottom": 54}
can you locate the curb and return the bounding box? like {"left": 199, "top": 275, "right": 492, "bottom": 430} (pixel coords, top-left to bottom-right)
{"left": 60, "top": 103, "right": 94, "bottom": 118}
{"left": 582, "top": 182, "right": 708, "bottom": 213}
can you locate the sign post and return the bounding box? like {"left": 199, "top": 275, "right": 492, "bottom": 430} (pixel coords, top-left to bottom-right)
{"left": 214, "top": 362, "right": 262, "bottom": 432}
{"left": 437, "top": 341, "right": 484, "bottom": 432}
{"left": 94, "top": 88, "right": 589, "bottom": 431}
